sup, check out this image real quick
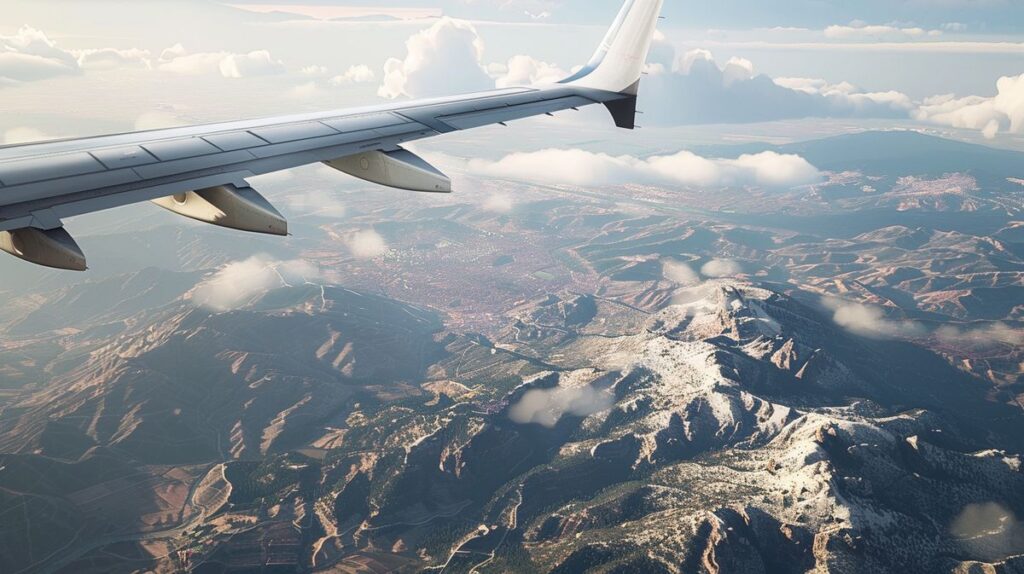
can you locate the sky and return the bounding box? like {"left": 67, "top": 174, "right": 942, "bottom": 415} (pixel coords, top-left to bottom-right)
{"left": 2, "top": 0, "right": 1024, "bottom": 150}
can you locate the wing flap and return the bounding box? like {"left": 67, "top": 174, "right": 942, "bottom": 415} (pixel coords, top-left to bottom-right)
{"left": 91, "top": 146, "right": 159, "bottom": 169}
{"left": 323, "top": 112, "right": 411, "bottom": 133}
{"left": 142, "top": 138, "right": 222, "bottom": 161}
{"left": 250, "top": 121, "right": 338, "bottom": 144}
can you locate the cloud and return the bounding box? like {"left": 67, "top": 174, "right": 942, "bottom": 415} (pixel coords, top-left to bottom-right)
{"left": 157, "top": 44, "right": 285, "bottom": 78}
{"left": 701, "top": 259, "right": 744, "bottom": 278}
{"left": 824, "top": 23, "right": 943, "bottom": 40}
{"left": 915, "top": 74, "right": 1024, "bottom": 139}
{"left": 950, "top": 502, "right": 1017, "bottom": 539}
{"left": 445, "top": 148, "right": 822, "bottom": 189}
{"left": 285, "top": 65, "right": 375, "bottom": 99}
{"left": 378, "top": 17, "right": 493, "bottom": 99}
{"left": 645, "top": 30, "right": 676, "bottom": 73}
{"left": 640, "top": 48, "right": 914, "bottom": 125}
{"left": 825, "top": 297, "right": 1022, "bottom": 346}
{"left": 75, "top": 48, "right": 151, "bottom": 71}
{"left": 0, "top": 26, "right": 79, "bottom": 85}
{"left": 773, "top": 77, "right": 914, "bottom": 114}
{"left": 300, "top": 64, "right": 328, "bottom": 77}
{"left": 936, "top": 323, "right": 1023, "bottom": 347}
{"left": 662, "top": 259, "right": 753, "bottom": 310}
{"left": 823, "top": 298, "right": 926, "bottom": 339}
{"left": 509, "top": 385, "right": 613, "bottom": 428}
{"left": 493, "top": 54, "right": 568, "bottom": 88}
{"left": 342, "top": 229, "right": 388, "bottom": 258}
{"left": 662, "top": 259, "right": 701, "bottom": 285}
{"left": 219, "top": 50, "right": 286, "bottom": 78}
{"left": 192, "top": 256, "right": 320, "bottom": 311}
{"left": 481, "top": 194, "right": 514, "bottom": 213}
{"left": 329, "top": 64, "right": 375, "bottom": 86}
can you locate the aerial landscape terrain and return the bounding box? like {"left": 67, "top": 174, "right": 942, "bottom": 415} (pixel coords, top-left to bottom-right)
{"left": 2, "top": 0, "right": 1024, "bottom": 572}
{"left": 0, "top": 128, "right": 1021, "bottom": 573}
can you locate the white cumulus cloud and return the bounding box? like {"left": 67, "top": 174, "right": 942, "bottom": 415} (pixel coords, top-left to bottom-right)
{"left": 0, "top": 26, "right": 79, "bottom": 85}
{"left": 75, "top": 48, "right": 151, "bottom": 71}
{"left": 192, "top": 256, "right": 320, "bottom": 312}
{"left": 443, "top": 148, "right": 822, "bottom": 189}
{"left": 157, "top": 44, "right": 285, "bottom": 78}
{"left": 915, "top": 73, "right": 1024, "bottom": 139}
{"left": 379, "top": 17, "right": 492, "bottom": 99}
{"left": 342, "top": 229, "right": 389, "bottom": 259}
{"left": 329, "top": 64, "right": 376, "bottom": 86}
{"left": 641, "top": 47, "right": 914, "bottom": 125}
{"left": 493, "top": 54, "right": 568, "bottom": 88}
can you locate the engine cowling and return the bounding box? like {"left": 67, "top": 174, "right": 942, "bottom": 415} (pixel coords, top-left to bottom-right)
{"left": 0, "top": 226, "right": 87, "bottom": 271}
{"left": 325, "top": 148, "right": 451, "bottom": 193}
{"left": 152, "top": 183, "right": 287, "bottom": 236}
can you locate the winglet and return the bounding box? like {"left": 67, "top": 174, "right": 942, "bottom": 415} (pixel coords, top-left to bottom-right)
{"left": 560, "top": 0, "right": 664, "bottom": 128}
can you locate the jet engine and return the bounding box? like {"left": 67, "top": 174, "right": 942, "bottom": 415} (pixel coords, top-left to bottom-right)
{"left": 152, "top": 183, "right": 287, "bottom": 236}
{"left": 0, "top": 226, "right": 88, "bottom": 271}
{"left": 325, "top": 148, "right": 451, "bottom": 193}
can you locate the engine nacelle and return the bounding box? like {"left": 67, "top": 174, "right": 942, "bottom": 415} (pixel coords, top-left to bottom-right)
{"left": 0, "top": 226, "right": 87, "bottom": 271}
{"left": 325, "top": 148, "right": 451, "bottom": 193}
{"left": 152, "top": 183, "right": 287, "bottom": 236}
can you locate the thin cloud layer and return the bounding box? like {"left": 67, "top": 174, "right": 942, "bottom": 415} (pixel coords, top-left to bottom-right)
{"left": 509, "top": 385, "right": 613, "bottom": 428}
{"left": 936, "top": 323, "right": 1023, "bottom": 347}
{"left": 824, "top": 23, "right": 943, "bottom": 40}
{"left": 284, "top": 189, "right": 347, "bottom": 218}
{"left": 481, "top": 194, "right": 514, "bottom": 213}
{"left": 823, "top": 298, "right": 926, "bottom": 339}
{"left": 444, "top": 148, "right": 822, "bottom": 189}
{"left": 823, "top": 298, "right": 1021, "bottom": 347}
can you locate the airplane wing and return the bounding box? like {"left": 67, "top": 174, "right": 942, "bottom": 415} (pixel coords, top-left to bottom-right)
{"left": 0, "top": 0, "right": 664, "bottom": 270}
